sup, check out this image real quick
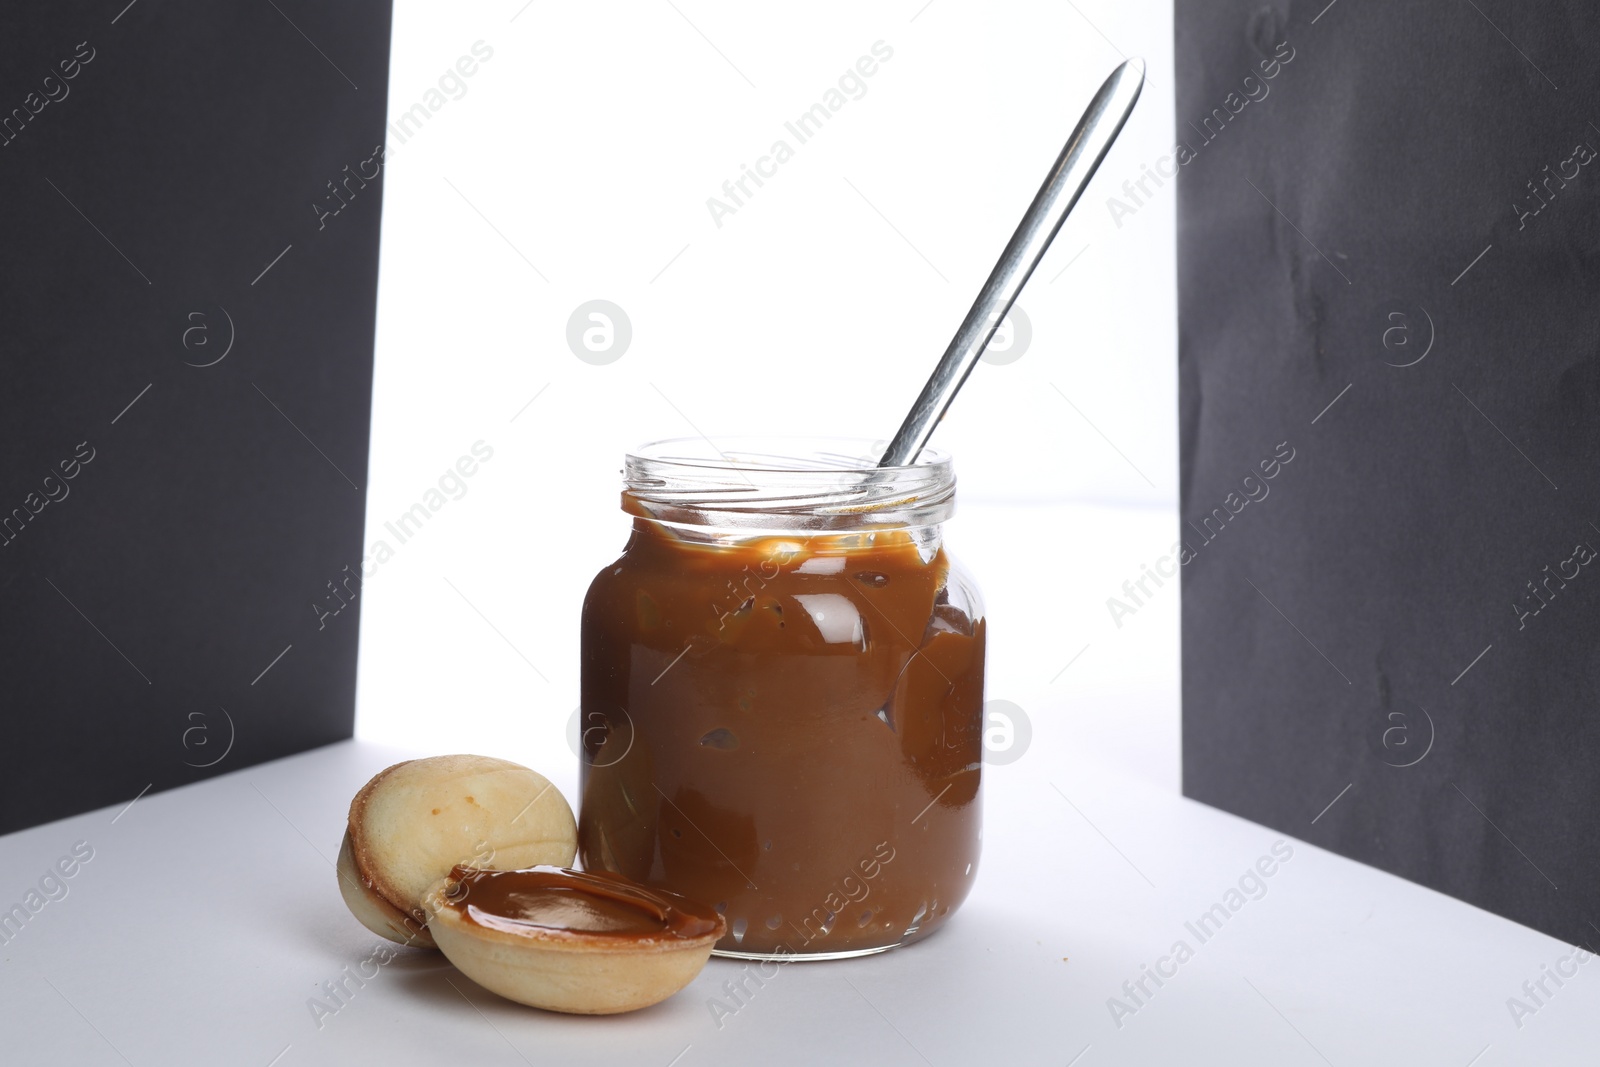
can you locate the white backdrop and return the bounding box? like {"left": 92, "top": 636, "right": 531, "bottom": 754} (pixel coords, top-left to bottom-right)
{"left": 355, "top": 0, "right": 1178, "bottom": 758}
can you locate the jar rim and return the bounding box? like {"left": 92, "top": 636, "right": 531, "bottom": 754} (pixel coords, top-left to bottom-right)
{"left": 622, "top": 436, "right": 955, "bottom": 532}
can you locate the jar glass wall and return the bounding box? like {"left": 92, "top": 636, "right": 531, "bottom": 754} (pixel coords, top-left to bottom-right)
{"left": 578, "top": 438, "right": 985, "bottom": 959}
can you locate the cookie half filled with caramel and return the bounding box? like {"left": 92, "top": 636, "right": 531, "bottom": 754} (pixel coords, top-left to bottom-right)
{"left": 423, "top": 865, "right": 725, "bottom": 1014}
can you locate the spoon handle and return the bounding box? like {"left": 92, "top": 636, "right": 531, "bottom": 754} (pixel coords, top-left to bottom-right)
{"left": 878, "top": 57, "right": 1145, "bottom": 468}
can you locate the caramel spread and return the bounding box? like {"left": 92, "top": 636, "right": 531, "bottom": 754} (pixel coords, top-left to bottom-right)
{"left": 579, "top": 520, "right": 985, "bottom": 956}
{"left": 442, "top": 865, "right": 723, "bottom": 942}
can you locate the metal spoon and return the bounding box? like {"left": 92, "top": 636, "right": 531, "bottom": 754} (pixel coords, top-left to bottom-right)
{"left": 878, "top": 57, "right": 1145, "bottom": 468}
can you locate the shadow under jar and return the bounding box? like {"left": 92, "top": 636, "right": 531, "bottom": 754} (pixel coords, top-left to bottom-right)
{"left": 578, "top": 438, "right": 985, "bottom": 960}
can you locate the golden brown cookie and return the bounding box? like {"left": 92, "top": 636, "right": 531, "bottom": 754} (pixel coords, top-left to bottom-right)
{"left": 339, "top": 755, "right": 577, "bottom": 947}
{"left": 422, "top": 865, "right": 725, "bottom": 1014}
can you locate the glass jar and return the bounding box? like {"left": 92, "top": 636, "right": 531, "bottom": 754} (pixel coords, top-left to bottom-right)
{"left": 577, "top": 438, "right": 986, "bottom": 960}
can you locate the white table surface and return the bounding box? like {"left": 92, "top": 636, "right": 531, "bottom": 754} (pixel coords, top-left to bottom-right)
{"left": 4, "top": 502, "right": 1596, "bottom": 1066}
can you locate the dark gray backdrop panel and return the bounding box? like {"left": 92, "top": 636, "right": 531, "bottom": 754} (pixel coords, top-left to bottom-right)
{"left": 1177, "top": 0, "right": 1599, "bottom": 947}
{"left": 0, "top": 0, "right": 392, "bottom": 833}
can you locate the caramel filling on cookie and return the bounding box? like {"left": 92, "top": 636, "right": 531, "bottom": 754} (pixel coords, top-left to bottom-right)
{"left": 443, "top": 865, "right": 722, "bottom": 942}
